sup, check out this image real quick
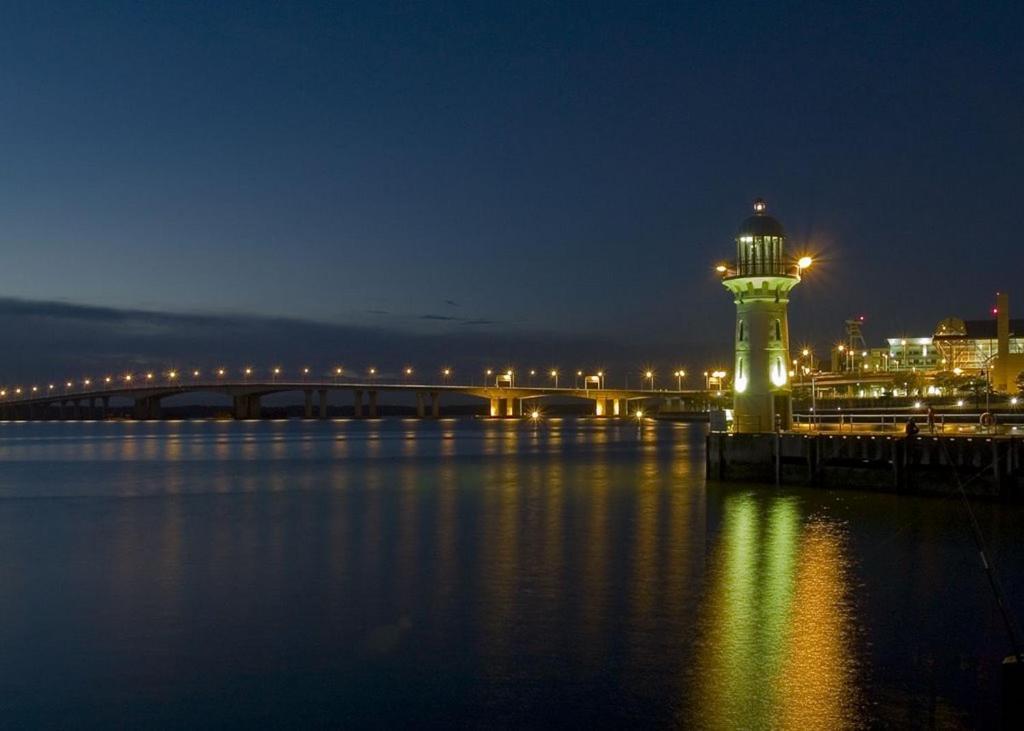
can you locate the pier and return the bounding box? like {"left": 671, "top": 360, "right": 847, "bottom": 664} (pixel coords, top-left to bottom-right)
{"left": 707, "top": 431, "right": 1024, "bottom": 497}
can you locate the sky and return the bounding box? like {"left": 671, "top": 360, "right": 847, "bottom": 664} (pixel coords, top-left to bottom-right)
{"left": 0, "top": 1, "right": 1021, "bottom": 381}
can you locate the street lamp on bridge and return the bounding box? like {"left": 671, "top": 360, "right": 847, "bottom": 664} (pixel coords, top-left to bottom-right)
{"left": 674, "top": 369, "right": 686, "bottom": 390}
{"left": 442, "top": 368, "right": 452, "bottom": 384}
{"left": 645, "top": 370, "right": 654, "bottom": 391}
{"left": 550, "top": 369, "right": 558, "bottom": 388}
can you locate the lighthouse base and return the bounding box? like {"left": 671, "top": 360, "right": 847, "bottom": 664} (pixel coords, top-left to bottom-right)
{"left": 734, "top": 393, "right": 792, "bottom": 433}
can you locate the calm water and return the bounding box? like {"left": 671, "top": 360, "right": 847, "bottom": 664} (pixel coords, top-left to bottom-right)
{"left": 0, "top": 418, "right": 1021, "bottom": 728}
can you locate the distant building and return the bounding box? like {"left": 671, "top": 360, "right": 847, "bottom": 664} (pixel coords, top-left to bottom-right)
{"left": 825, "top": 292, "right": 1024, "bottom": 392}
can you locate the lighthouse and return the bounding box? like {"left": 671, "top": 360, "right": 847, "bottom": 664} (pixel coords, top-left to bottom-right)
{"left": 720, "top": 199, "right": 808, "bottom": 432}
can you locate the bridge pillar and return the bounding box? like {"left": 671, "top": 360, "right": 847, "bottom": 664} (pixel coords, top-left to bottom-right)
{"left": 232, "top": 395, "right": 258, "bottom": 420}
{"left": 594, "top": 399, "right": 605, "bottom": 417}
{"left": 614, "top": 398, "right": 624, "bottom": 416}
{"left": 430, "top": 391, "right": 440, "bottom": 418}
{"left": 368, "top": 390, "right": 378, "bottom": 418}
{"left": 73, "top": 399, "right": 83, "bottom": 420}
{"left": 88, "top": 397, "right": 96, "bottom": 420}
{"left": 489, "top": 398, "right": 500, "bottom": 417}
{"left": 304, "top": 390, "right": 313, "bottom": 419}
{"left": 416, "top": 392, "right": 426, "bottom": 418}
{"left": 353, "top": 390, "right": 363, "bottom": 418}
{"left": 133, "top": 396, "right": 161, "bottom": 420}
{"left": 318, "top": 389, "right": 328, "bottom": 419}
{"left": 101, "top": 396, "right": 109, "bottom": 420}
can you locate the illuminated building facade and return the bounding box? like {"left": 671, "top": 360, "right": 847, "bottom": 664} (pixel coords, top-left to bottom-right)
{"left": 823, "top": 293, "right": 1024, "bottom": 392}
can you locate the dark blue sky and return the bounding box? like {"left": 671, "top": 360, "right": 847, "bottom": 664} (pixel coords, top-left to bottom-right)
{"left": 0, "top": 1, "right": 1021, "bottom": 378}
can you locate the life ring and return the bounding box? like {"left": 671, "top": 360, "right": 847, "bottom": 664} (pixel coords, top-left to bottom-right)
{"left": 980, "top": 412, "right": 994, "bottom": 427}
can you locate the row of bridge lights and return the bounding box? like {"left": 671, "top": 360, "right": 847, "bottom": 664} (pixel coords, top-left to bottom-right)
{"left": 0, "top": 366, "right": 693, "bottom": 398}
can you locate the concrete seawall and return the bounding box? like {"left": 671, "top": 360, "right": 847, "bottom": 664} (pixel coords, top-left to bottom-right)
{"left": 706, "top": 432, "right": 1024, "bottom": 498}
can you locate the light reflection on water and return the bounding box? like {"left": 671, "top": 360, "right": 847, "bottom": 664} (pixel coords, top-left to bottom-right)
{"left": 0, "top": 418, "right": 1020, "bottom": 727}
{"left": 693, "top": 493, "right": 861, "bottom": 729}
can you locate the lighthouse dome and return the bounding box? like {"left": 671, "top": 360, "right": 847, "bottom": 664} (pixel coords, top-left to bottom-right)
{"left": 737, "top": 198, "right": 785, "bottom": 238}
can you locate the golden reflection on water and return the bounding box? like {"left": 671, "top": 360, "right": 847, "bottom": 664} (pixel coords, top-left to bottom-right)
{"left": 693, "top": 492, "right": 862, "bottom": 730}
{"left": 478, "top": 455, "right": 521, "bottom": 665}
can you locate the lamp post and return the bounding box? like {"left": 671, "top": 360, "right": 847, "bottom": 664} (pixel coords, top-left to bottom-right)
{"left": 811, "top": 371, "right": 817, "bottom": 431}
{"left": 674, "top": 369, "right": 686, "bottom": 390}
{"left": 645, "top": 370, "right": 654, "bottom": 391}
{"left": 550, "top": 370, "right": 558, "bottom": 389}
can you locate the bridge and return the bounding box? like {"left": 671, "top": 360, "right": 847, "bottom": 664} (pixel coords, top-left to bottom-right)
{"left": 0, "top": 376, "right": 710, "bottom": 421}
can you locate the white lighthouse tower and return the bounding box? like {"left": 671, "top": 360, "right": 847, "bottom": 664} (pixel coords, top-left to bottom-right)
{"left": 720, "top": 199, "right": 807, "bottom": 432}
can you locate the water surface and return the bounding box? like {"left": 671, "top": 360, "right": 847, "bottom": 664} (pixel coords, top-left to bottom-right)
{"left": 0, "top": 418, "right": 1020, "bottom": 727}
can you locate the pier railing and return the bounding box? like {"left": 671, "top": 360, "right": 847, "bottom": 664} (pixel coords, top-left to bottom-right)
{"left": 793, "top": 412, "right": 1024, "bottom": 436}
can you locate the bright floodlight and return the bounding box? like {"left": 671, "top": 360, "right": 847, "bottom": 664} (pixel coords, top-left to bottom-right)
{"left": 715, "top": 264, "right": 727, "bottom": 273}
{"left": 797, "top": 256, "right": 813, "bottom": 269}
{"left": 530, "top": 410, "right": 540, "bottom": 419}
